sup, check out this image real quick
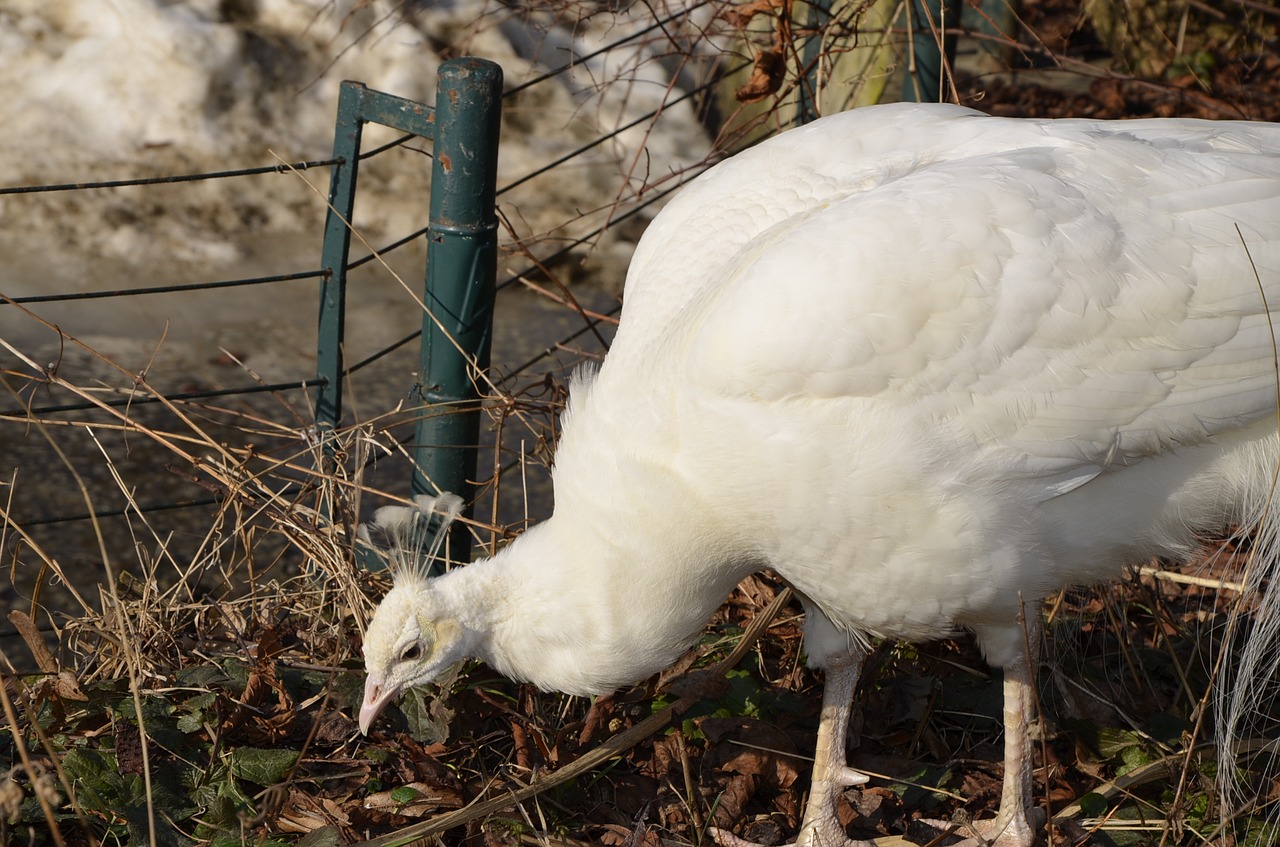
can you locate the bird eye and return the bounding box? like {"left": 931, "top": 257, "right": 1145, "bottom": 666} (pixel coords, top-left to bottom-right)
{"left": 400, "top": 643, "right": 422, "bottom": 662}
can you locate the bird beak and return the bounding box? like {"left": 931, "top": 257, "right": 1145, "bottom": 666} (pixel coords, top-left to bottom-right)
{"left": 359, "top": 676, "right": 396, "bottom": 735}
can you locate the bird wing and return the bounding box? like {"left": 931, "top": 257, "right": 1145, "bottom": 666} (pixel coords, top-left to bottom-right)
{"left": 613, "top": 104, "right": 991, "bottom": 362}
{"left": 662, "top": 110, "right": 1280, "bottom": 500}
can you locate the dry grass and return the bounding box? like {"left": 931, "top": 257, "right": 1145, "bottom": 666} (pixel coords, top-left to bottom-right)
{"left": 5, "top": 266, "right": 1280, "bottom": 847}
{"left": 3, "top": 0, "right": 1280, "bottom": 844}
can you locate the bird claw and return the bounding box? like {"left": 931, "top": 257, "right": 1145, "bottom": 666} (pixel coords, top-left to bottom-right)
{"left": 708, "top": 825, "right": 874, "bottom": 847}
{"left": 836, "top": 766, "right": 870, "bottom": 786}
{"left": 913, "top": 806, "right": 1044, "bottom": 847}
{"left": 706, "top": 827, "right": 757, "bottom": 847}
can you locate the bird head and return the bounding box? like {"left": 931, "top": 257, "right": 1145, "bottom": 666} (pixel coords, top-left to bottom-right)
{"left": 359, "top": 575, "right": 468, "bottom": 734}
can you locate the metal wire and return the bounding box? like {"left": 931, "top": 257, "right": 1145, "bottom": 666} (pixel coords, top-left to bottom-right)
{"left": 3, "top": 269, "right": 326, "bottom": 305}
{"left": 0, "top": 158, "right": 340, "bottom": 195}
{"left": 4, "top": 379, "right": 318, "bottom": 418}
{"left": 2, "top": 9, "right": 749, "bottom": 529}
{"left": 14, "top": 496, "right": 222, "bottom": 528}
{"left": 497, "top": 70, "right": 726, "bottom": 196}
{"left": 502, "top": 0, "right": 716, "bottom": 99}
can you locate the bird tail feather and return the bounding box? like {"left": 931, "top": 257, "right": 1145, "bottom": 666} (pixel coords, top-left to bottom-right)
{"left": 1216, "top": 437, "right": 1280, "bottom": 840}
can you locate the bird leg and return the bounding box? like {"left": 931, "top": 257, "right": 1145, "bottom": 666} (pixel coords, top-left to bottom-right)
{"left": 711, "top": 651, "right": 874, "bottom": 847}
{"left": 919, "top": 649, "right": 1042, "bottom": 847}
{"left": 991, "top": 654, "right": 1039, "bottom": 846}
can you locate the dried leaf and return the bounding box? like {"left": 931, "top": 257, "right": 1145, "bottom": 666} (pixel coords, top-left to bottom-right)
{"left": 115, "top": 717, "right": 145, "bottom": 776}
{"left": 0, "top": 778, "right": 24, "bottom": 824}
{"left": 708, "top": 772, "right": 756, "bottom": 830}
{"left": 735, "top": 48, "right": 786, "bottom": 104}
{"left": 8, "top": 610, "right": 56, "bottom": 673}
{"left": 54, "top": 670, "right": 88, "bottom": 702}
{"left": 723, "top": 0, "right": 785, "bottom": 29}
{"left": 701, "top": 717, "right": 802, "bottom": 789}
{"left": 363, "top": 781, "right": 464, "bottom": 817}
{"left": 277, "top": 791, "right": 352, "bottom": 835}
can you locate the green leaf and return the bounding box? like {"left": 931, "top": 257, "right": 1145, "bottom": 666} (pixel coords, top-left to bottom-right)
{"left": 331, "top": 670, "right": 366, "bottom": 708}
{"left": 220, "top": 659, "right": 250, "bottom": 692}
{"left": 175, "top": 712, "right": 204, "bottom": 734}
{"left": 1117, "top": 743, "right": 1155, "bottom": 775}
{"left": 61, "top": 748, "right": 121, "bottom": 806}
{"left": 228, "top": 748, "right": 298, "bottom": 786}
{"left": 399, "top": 686, "right": 455, "bottom": 744}
{"left": 1077, "top": 792, "right": 1108, "bottom": 817}
{"left": 679, "top": 717, "right": 705, "bottom": 741}
{"left": 126, "top": 802, "right": 191, "bottom": 847}
{"left": 177, "top": 665, "right": 233, "bottom": 690}
{"left": 1239, "top": 819, "right": 1280, "bottom": 847}
{"left": 891, "top": 764, "right": 952, "bottom": 813}
{"left": 62, "top": 748, "right": 193, "bottom": 846}
{"left": 195, "top": 768, "right": 255, "bottom": 832}
{"left": 117, "top": 696, "right": 175, "bottom": 725}
{"left": 298, "top": 827, "right": 346, "bottom": 847}
{"left": 1093, "top": 726, "right": 1144, "bottom": 758}
{"left": 390, "top": 785, "right": 422, "bottom": 804}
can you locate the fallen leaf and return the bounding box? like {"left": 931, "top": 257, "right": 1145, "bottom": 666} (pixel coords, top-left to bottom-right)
{"left": 363, "top": 781, "right": 464, "bottom": 817}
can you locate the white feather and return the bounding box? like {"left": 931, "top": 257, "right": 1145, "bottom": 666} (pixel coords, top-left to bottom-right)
{"left": 357, "top": 491, "right": 463, "bottom": 580}
{"left": 362, "top": 103, "right": 1280, "bottom": 838}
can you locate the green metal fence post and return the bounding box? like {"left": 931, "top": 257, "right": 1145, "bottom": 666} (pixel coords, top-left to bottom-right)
{"left": 902, "top": 0, "right": 963, "bottom": 102}
{"left": 312, "top": 62, "right": 502, "bottom": 570}
{"left": 797, "top": 0, "right": 830, "bottom": 125}
{"left": 315, "top": 82, "right": 367, "bottom": 433}
{"left": 411, "top": 59, "right": 503, "bottom": 566}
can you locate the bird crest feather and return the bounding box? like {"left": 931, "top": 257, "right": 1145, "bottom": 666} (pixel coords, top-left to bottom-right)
{"left": 357, "top": 492, "right": 464, "bottom": 583}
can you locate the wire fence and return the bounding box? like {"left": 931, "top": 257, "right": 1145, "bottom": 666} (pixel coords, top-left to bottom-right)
{"left": 0, "top": 0, "right": 819, "bottom": 639}
{"left": 4, "top": 0, "right": 1264, "bottom": 638}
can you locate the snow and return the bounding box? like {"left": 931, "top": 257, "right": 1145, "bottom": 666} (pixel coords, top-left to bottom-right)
{"left": 0, "top": 0, "right": 714, "bottom": 272}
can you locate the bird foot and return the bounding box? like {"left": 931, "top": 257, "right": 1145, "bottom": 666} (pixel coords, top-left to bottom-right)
{"left": 709, "top": 823, "right": 874, "bottom": 847}
{"left": 914, "top": 805, "right": 1045, "bottom": 847}
{"left": 710, "top": 767, "right": 875, "bottom": 847}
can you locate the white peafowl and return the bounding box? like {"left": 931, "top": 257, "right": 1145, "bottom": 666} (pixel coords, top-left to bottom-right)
{"left": 359, "top": 103, "right": 1280, "bottom": 847}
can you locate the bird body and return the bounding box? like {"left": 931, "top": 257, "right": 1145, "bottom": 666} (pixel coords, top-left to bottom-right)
{"left": 545, "top": 102, "right": 1280, "bottom": 664}
{"left": 362, "top": 103, "right": 1280, "bottom": 846}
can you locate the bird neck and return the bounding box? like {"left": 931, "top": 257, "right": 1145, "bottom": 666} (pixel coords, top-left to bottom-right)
{"left": 443, "top": 471, "right": 755, "bottom": 696}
